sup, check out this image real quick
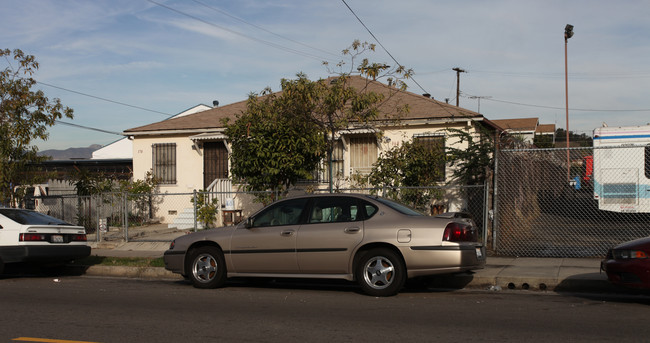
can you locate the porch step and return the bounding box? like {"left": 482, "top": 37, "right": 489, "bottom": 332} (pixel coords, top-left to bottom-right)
{"left": 168, "top": 208, "right": 204, "bottom": 230}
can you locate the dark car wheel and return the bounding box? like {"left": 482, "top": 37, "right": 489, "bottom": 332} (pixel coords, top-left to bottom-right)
{"left": 187, "top": 246, "right": 227, "bottom": 289}
{"left": 356, "top": 248, "right": 406, "bottom": 297}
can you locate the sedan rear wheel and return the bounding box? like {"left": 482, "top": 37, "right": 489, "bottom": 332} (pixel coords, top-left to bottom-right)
{"left": 356, "top": 248, "right": 405, "bottom": 296}
{"left": 187, "top": 246, "right": 227, "bottom": 289}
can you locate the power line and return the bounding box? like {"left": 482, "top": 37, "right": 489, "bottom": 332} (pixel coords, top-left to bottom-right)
{"left": 482, "top": 96, "right": 650, "bottom": 112}
{"left": 148, "top": 0, "right": 337, "bottom": 63}
{"left": 191, "top": 0, "right": 339, "bottom": 59}
{"left": 54, "top": 120, "right": 124, "bottom": 136}
{"left": 340, "top": 0, "right": 429, "bottom": 95}
{"left": 37, "top": 81, "right": 174, "bottom": 117}
{"left": 467, "top": 69, "right": 650, "bottom": 80}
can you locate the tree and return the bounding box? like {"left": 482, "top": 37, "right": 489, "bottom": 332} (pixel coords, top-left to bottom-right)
{"left": 119, "top": 170, "right": 160, "bottom": 224}
{"left": 368, "top": 140, "right": 445, "bottom": 211}
{"left": 191, "top": 190, "right": 219, "bottom": 229}
{"left": 445, "top": 127, "right": 495, "bottom": 185}
{"left": 533, "top": 134, "right": 554, "bottom": 148}
{"left": 319, "top": 40, "right": 412, "bottom": 191}
{"left": 0, "top": 49, "right": 73, "bottom": 205}
{"left": 223, "top": 75, "right": 327, "bottom": 203}
{"left": 554, "top": 128, "right": 592, "bottom": 147}
{"left": 224, "top": 41, "right": 413, "bottom": 201}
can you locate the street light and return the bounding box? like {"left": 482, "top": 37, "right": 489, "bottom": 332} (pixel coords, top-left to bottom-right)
{"left": 564, "top": 24, "right": 574, "bottom": 182}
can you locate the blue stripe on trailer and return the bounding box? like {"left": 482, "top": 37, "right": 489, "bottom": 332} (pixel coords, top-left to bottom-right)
{"left": 594, "top": 134, "right": 650, "bottom": 140}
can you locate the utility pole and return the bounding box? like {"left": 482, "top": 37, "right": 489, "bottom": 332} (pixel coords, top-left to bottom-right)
{"left": 452, "top": 67, "right": 466, "bottom": 107}
{"left": 564, "top": 24, "right": 574, "bottom": 182}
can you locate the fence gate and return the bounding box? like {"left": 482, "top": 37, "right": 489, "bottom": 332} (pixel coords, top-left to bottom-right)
{"left": 493, "top": 146, "right": 650, "bottom": 257}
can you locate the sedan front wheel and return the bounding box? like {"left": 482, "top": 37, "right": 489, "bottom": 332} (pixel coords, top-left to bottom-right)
{"left": 187, "top": 246, "right": 227, "bottom": 289}
{"left": 356, "top": 248, "right": 405, "bottom": 296}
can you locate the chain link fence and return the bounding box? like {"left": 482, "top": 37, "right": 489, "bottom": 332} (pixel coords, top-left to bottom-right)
{"left": 27, "top": 184, "right": 487, "bottom": 245}
{"left": 30, "top": 190, "right": 274, "bottom": 242}
{"left": 494, "top": 146, "right": 650, "bottom": 257}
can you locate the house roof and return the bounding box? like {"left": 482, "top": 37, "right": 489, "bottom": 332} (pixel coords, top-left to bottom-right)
{"left": 490, "top": 118, "right": 539, "bottom": 131}
{"left": 124, "top": 76, "right": 484, "bottom": 135}
{"left": 536, "top": 124, "right": 556, "bottom": 134}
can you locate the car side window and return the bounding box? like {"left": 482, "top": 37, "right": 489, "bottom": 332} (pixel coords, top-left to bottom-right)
{"left": 251, "top": 198, "right": 308, "bottom": 227}
{"left": 361, "top": 200, "right": 378, "bottom": 219}
{"left": 308, "top": 197, "right": 360, "bottom": 223}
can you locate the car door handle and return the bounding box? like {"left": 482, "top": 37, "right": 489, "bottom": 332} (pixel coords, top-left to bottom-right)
{"left": 344, "top": 227, "right": 360, "bottom": 234}
{"left": 281, "top": 230, "right": 295, "bottom": 237}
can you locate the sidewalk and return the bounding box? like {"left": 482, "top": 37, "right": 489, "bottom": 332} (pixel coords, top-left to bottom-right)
{"left": 86, "top": 237, "right": 624, "bottom": 294}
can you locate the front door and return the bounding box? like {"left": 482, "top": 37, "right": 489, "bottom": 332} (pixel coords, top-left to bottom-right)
{"left": 203, "top": 141, "right": 228, "bottom": 188}
{"left": 229, "top": 198, "right": 308, "bottom": 273}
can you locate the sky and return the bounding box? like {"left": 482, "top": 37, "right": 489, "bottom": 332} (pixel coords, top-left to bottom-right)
{"left": 2, "top": 0, "right": 650, "bottom": 150}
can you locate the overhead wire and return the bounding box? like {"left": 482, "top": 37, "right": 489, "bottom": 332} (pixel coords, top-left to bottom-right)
{"left": 54, "top": 120, "right": 124, "bottom": 136}
{"left": 147, "top": 0, "right": 337, "bottom": 63}
{"left": 191, "top": 0, "right": 340, "bottom": 59}
{"left": 483, "top": 97, "right": 650, "bottom": 112}
{"left": 470, "top": 69, "right": 650, "bottom": 80}
{"left": 37, "top": 81, "right": 175, "bottom": 117}
{"left": 340, "top": 0, "right": 429, "bottom": 95}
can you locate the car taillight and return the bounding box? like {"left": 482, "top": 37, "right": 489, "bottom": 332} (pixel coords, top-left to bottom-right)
{"left": 443, "top": 222, "right": 477, "bottom": 242}
{"left": 19, "top": 233, "right": 87, "bottom": 242}
{"left": 19, "top": 233, "right": 48, "bottom": 241}
{"left": 72, "top": 234, "right": 87, "bottom": 242}
{"left": 613, "top": 249, "right": 648, "bottom": 259}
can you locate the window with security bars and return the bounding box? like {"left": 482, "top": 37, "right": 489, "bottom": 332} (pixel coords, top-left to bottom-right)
{"left": 350, "top": 136, "right": 377, "bottom": 175}
{"left": 152, "top": 143, "right": 176, "bottom": 184}
{"left": 301, "top": 140, "right": 344, "bottom": 183}
{"left": 322, "top": 140, "right": 344, "bottom": 182}
{"left": 414, "top": 135, "right": 445, "bottom": 181}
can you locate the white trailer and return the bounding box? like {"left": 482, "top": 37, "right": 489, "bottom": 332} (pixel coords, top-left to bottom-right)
{"left": 592, "top": 124, "right": 650, "bottom": 213}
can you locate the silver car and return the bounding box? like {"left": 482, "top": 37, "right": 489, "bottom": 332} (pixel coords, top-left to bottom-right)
{"left": 164, "top": 194, "right": 486, "bottom": 296}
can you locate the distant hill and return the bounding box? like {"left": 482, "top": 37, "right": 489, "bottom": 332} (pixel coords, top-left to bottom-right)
{"left": 38, "top": 144, "right": 103, "bottom": 160}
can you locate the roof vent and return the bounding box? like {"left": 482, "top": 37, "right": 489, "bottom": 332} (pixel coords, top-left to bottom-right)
{"left": 422, "top": 93, "right": 431, "bottom": 98}
{"left": 213, "top": 100, "right": 219, "bottom": 107}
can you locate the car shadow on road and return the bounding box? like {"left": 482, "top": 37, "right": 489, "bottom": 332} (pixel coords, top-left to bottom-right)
{"left": 555, "top": 272, "right": 650, "bottom": 305}
{"left": 0, "top": 262, "right": 89, "bottom": 278}
{"left": 167, "top": 272, "right": 475, "bottom": 295}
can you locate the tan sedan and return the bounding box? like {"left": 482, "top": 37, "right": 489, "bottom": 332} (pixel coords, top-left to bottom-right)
{"left": 163, "top": 193, "right": 485, "bottom": 296}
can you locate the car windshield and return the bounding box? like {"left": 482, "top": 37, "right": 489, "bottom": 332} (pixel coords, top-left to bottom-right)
{"left": 0, "top": 209, "right": 73, "bottom": 226}
{"left": 366, "top": 196, "right": 424, "bottom": 216}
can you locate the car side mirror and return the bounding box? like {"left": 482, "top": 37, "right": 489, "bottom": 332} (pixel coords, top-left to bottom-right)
{"left": 244, "top": 217, "right": 254, "bottom": 229}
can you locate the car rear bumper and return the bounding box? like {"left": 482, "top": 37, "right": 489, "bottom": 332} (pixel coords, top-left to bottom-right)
{"left": 0, "top": 244, "right": 91, "bottom": 264}
{"left": 163, "top": 249, "right": 186, "bottom": 274}
{"left": 601, "top": 258, "right": 650, "bottom": 289}
{"left": 404, "top": 245, "right": 486, "bottom": 278}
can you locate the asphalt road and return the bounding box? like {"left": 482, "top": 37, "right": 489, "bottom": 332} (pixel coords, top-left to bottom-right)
{"left": 1, "top": 275, "right": 649, "bottom": 343}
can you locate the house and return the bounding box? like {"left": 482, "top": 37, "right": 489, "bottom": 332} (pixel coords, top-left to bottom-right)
{"left": 92, "top": 104, "right": 214, "bottom": 160}
{"left": 491, "top": 118, "right": 555, "bottom": 146}
{"left": 123, "top": 76, "right": 501, "bottom": 226}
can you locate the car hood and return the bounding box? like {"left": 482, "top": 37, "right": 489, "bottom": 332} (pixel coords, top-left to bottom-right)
{"left": 614, "top": 236, "right": 650, "bottom": 250}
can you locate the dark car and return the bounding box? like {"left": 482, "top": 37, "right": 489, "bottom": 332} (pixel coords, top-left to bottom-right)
{"left": 602, "top": 236, "right": 650, "bottom": 289}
